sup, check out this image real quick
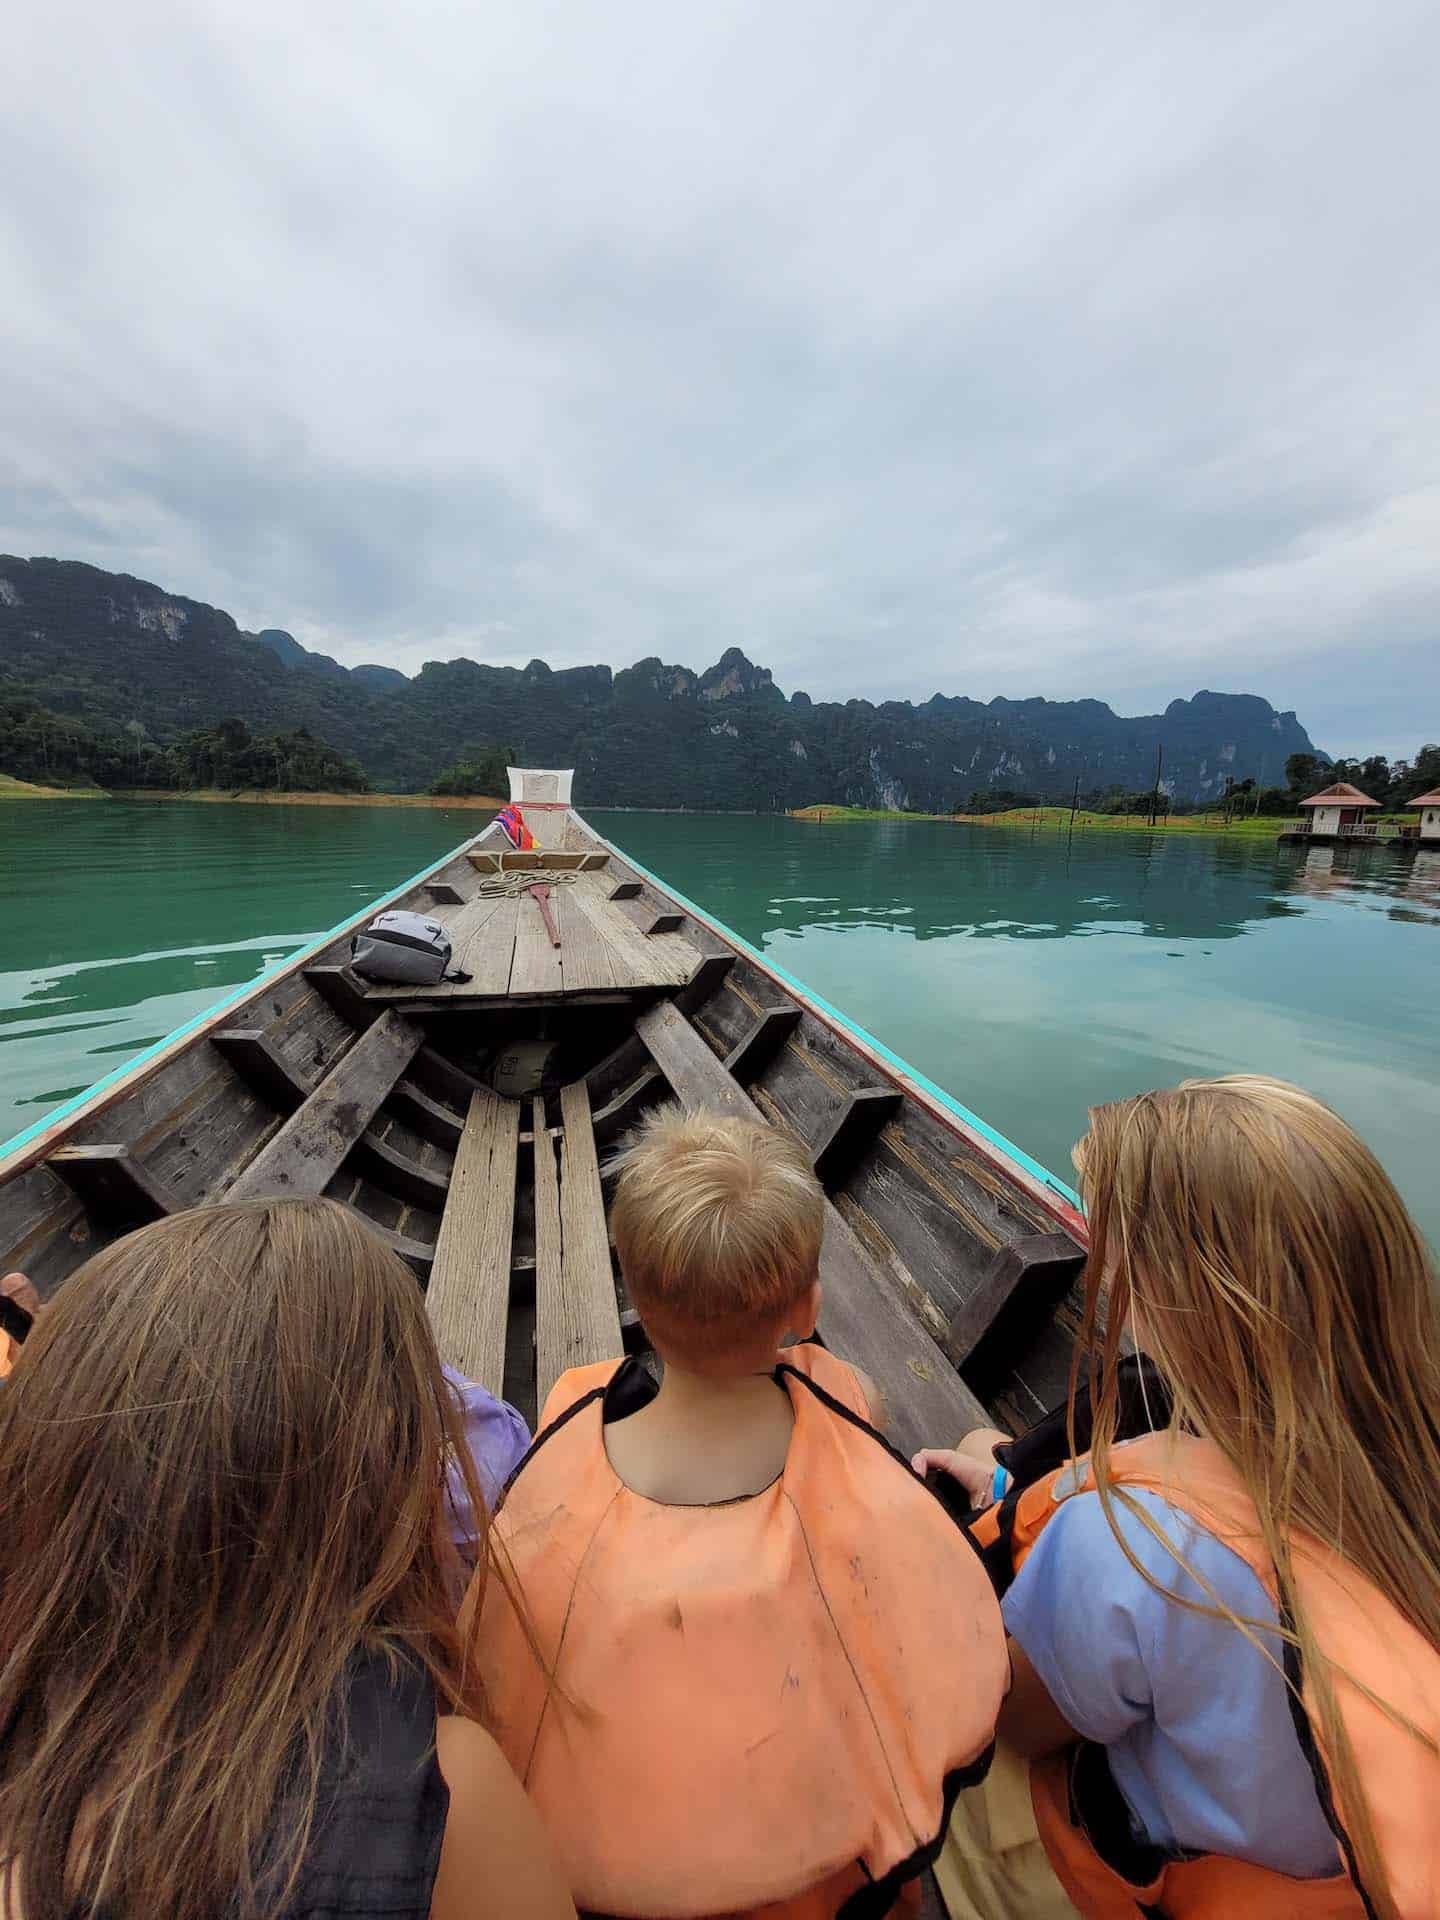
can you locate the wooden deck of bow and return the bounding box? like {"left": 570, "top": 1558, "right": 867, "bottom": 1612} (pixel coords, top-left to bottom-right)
{"left": 360, "top": 811, "right": 703, "bottom": 1008}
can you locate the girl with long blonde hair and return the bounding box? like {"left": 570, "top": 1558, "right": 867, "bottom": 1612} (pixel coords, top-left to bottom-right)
{"left": 921, "top": 1075, "right": 1440, "bottom": 1920}
{"left": 0, "top": 1198, "right": 573, "bottom": 1920}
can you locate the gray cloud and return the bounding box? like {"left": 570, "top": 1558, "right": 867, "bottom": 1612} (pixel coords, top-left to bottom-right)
{"left": 2, "top": 0, "right": 1437, "bottom": 758}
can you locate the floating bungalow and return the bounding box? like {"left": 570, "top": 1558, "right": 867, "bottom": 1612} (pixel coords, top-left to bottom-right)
{"left": 1278, "top": 782, "right": 1417, "bottom": 848}
{"left": 1408, "top": 788, "right": 1440, "bottom": 842}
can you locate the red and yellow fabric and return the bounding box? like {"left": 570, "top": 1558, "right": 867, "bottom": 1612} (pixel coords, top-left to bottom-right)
{"left": 496, "top": 804, "right": 535, "bottom": 850}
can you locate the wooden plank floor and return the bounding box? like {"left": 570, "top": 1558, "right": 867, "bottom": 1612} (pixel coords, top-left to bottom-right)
{"left": 426, "top": 1090, "right": 519, "bottom": 1393}
{"left": 367, "top": 865, "right": 701, "bottom": 1002}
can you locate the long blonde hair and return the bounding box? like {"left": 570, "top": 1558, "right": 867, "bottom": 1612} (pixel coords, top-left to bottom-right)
{"left": 1072, "top": 1075, "right": 1440, "bottom": 1919}
{"left": 0, "top": 1199, "right": 494, "bottom": 1920}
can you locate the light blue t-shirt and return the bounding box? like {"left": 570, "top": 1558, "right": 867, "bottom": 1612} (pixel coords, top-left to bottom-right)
{"left": 1003, "top": 1486, "right": 1341, "bottom": 1879}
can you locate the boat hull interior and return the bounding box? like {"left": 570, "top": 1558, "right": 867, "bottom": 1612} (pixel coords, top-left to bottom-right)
{"left": 0, "top": 802, "right": 1088, "bottom": 1451}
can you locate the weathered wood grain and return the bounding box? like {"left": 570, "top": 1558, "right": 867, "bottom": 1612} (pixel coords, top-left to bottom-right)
{"left": 637, "top": 999, "right": 752, "bottom": 1118}
{"left": 534, "top": 1081, "right": 623, "bottom": 1406}
{"left": 558, "top": 884, "right": 617, "bottom": 992}
{"left": 425, "top": 1091, "right": 519, "bottom": 1392}
{"left": 509, "top": 889, "right": 565, "bottom": 995}
{"left": 468, "top": 897, "right": 522, "bottom": 996}
{"left": 230, "top": 1012, "right": 422, "bottom": 1200}
{"left": 569, "top": 875, "right": 698, "bottom": 987}
{"left": 531, "top": 1096, "right": 564, "bottom": 1407}
{"left": 143, "top": 1072, "right": 276, "bottom": 1209}
{"left": 815, "top": 1204, "right": 991, "bottom": 1455}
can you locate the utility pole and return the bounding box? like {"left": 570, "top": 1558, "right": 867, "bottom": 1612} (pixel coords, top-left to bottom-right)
{"left": 1069, "top": 773, "right": 1080, "bottom": 836}
{"left": 1150, "top": 742, "right": 1164, "bottom": 827}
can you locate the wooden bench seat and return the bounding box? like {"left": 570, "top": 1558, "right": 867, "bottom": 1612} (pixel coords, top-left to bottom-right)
{"left": 229, "top": 1011, "right": 423, "bottom": 1201}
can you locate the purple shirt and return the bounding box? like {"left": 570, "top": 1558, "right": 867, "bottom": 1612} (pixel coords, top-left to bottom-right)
{"left": 442, "top": 1365, "right": 531, "bottom": 1560}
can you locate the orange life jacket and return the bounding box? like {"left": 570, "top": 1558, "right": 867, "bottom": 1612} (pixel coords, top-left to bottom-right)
{"left": 970, "top": 1432, "right": 1440, "bottom": 1919}
{"left": 470, "top": 1345, "right": 1007, "bottom": 1920}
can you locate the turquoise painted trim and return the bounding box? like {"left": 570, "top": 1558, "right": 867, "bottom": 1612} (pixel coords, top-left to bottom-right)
{"left": 609, "top": 834, "right": 1082, "bottom": 1211}
{"left": 0, "top": 832, "right": 481, "bottom": 1166}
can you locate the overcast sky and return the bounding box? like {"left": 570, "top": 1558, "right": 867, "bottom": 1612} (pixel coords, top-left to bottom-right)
{"left": 3, "top": 1, "right": 1437, "bottom": 757}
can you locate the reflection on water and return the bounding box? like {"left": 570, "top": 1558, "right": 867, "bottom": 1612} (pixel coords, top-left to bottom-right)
{"left": 1, "top": 802, "right": 1437, "bottom": 1248}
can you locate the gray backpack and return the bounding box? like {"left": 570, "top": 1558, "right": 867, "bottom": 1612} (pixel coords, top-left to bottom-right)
{"left": 350, "top": 910, "right": 471, "bottom": 986}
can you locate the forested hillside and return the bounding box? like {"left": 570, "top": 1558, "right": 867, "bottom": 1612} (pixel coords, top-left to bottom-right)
{"left": 0, "top": 696, "right": 367, "bottom": 793}
{"left": 0, "top": 555, "right": 1322, "bottom": 806}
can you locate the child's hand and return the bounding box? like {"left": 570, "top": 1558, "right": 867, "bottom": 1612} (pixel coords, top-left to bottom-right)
{"left": 910, "top": 1446, "right": 997, "bottom": 1505}
{"left": 2, "top": 1272, "right": 42, "bottom": 1323}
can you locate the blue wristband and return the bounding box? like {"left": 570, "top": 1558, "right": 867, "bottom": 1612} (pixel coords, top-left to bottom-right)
{"left": 990, "top": 1463, "right": 1012, "bottom": 1503}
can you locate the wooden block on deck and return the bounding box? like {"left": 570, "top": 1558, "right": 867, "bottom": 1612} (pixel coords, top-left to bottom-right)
{"left": 214, "top": 1027, "right": 312, "bottom": 1114}
{"left": 811, "top": 1088, "right": 903, "bottom": 1190}
{"left": 51, "top": 1146, "right": 176, "bottom": 1229}
{"left": 533, "top": 1083, "right": 624, "bottom": 1407}
{"left": 944, "top": 1232, "right": 1086, "bottom": 1369}
{"left": 579, "top": 851, "right": 609, "bottom": 870}
{"left": 229, "top": 1011, "right": 422, "bottom": 1200}
{"left": 466, "top": 851, "right": 501, "bottom": 874}
{"left": 426, "top": 1091, "right": 520, "bottom": 1393}
{"left": 724, "top": 1006, "right": 802, "bottom": 1083}
{"left": 608, "top": 881, "right": 643, "bottom": 901}
{"left": 422, "top": 883, "right": 466, "bottom": 905}
{"left": 304, "top": 965, "right": 381, "bottom": 1028}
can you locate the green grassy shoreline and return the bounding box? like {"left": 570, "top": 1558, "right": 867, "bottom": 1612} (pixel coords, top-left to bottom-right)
{"left": 790, "top": 801, "right": 1299, "bottom": 835}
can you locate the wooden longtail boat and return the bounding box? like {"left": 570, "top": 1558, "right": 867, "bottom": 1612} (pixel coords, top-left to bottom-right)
{"left": 0, "top": 770, "right": 1088, "bottom": 1452}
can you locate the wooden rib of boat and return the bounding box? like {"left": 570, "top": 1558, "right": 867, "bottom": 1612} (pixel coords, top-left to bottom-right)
{"left": 0, "top": 770, "right": 1088, "bottom": 1453}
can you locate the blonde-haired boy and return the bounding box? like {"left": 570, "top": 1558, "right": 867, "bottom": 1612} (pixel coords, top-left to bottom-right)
{"left": 471, "top": 1105, "right": 1006, "bottom": 1920}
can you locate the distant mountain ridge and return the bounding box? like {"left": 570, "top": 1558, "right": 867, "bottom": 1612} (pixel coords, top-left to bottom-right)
{"left": 0, "top": 555, "right": 1319, "bottom": 806}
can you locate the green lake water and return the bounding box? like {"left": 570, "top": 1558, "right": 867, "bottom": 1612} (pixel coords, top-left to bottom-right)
{"left": 2, "top": 801, "right": 1438, "bottom": 1248}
